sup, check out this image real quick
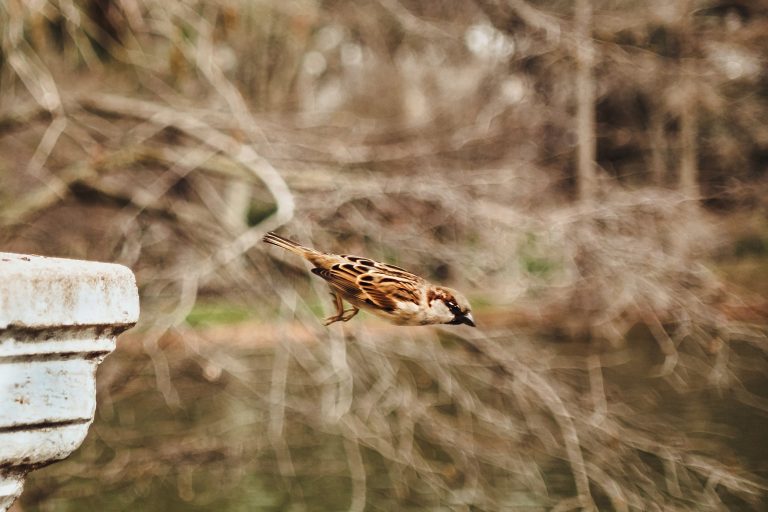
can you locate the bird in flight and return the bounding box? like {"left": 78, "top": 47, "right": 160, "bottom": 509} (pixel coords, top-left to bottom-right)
{"left": 263, "top": 232, "right": 475, "bottom": 327}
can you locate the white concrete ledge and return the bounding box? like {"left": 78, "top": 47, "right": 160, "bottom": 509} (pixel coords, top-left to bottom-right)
{"left": 0, "top": 253, "right": 138, "bottom": 328}
{"left": 0, "top": 253, "right": 139, "bottom": 511}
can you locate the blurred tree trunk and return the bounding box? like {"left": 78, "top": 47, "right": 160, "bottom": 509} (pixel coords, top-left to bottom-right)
{"left": 648, "top": 106, "right": 668, "bottom": 185}
{"left": 674, "top": 86, "right": 698, "bottom": 260}
{"left": 676, "top": 0, "right": 699, "bottom": 201}
{"left": 575, "top": 0, "right": 597, "bottom": 202}
{"left": 677, "top": 80, "right": 698, "bottom": 199}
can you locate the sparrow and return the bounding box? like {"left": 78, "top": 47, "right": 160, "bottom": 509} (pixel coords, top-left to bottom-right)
{"left": 263, "top": 232, "right": 475, "bottom": 327}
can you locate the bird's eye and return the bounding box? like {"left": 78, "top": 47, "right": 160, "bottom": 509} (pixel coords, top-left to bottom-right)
{"left": 445, "top": 300, "right": 462, "bottom": 316}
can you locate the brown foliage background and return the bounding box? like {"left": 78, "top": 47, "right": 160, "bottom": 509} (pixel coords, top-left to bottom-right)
{"left": 2, "top": 0, "right": 768, "bottom": 510}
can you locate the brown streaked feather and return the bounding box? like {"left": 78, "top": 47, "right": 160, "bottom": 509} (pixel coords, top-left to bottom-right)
{"left": 358, "top": 275, "right": 420, "bottom": 311}
{"left": 263, "top": 232, "right": 310, "bottom": 255}
{"left": 311, "top": 267, "right": 366, "bottom": 302}
{"left": 308, "top": 255, "right": 425, "bottom": 314}
{"left": 342, "top": 256, "right": 420, "bottom": 281}
{"left": 263, "top": 232, "right": 329, "bottom": 267}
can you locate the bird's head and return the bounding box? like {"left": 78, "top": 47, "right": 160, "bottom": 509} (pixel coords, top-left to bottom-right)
{"left": 428, "top": 286, "right": 475, "bottom": 327}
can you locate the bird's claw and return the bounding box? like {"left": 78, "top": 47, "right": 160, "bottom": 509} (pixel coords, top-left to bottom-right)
{"left": 323, "top": 308, "right": 359, "bottom": 325}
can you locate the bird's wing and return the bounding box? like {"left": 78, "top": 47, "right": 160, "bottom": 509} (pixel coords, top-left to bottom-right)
{"left": 312, "top": 255, "right": 424, "bottom": 312}
{"left": 311, "top": 267, "right": 362, "bottom": 298}
{"left": 358, "top": 273, "right": 422, "bottom": 311}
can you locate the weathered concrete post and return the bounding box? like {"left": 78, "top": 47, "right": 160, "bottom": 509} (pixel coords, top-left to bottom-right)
{"left": 0, "top": 253, "right": 139, "bottom": 511}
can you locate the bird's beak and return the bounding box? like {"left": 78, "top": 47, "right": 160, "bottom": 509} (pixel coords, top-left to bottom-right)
{"left": 460, "top": 312, "right": 476, "bottom": 327}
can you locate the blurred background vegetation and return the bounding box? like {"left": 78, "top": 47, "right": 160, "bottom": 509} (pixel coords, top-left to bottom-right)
{"left": 2, "top": 0, "right": 768, "bottom": 510}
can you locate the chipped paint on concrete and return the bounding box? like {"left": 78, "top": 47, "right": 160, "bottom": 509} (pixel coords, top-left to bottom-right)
{"left": 0, "top": 253, "right": 139, "bottom": 511}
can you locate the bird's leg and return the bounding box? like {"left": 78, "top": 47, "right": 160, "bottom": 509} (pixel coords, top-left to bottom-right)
{"left": 323, "top": 290, "right": 360, "bottom": 325}
{"left": 340, "top": 306, "right": 359, "bottom": 322}
{"left": 323, "top": 290, "right": 345, "bottom": 325}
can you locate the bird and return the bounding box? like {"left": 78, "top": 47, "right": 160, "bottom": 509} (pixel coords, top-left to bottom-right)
{"left": 263, "top": 232, "right": 475, "bottom": 327}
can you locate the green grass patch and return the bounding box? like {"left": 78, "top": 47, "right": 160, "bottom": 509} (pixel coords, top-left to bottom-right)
{"left": 247, "top": 201, "right": 277, "bottom": 227}
{"left": 185, "top": 302, "right": 257, "bottom": 327}
{"left": 518, "top": 232, "right": 560, "bottom": 280}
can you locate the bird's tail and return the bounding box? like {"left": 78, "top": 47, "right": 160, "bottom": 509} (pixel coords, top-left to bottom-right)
{"left": 262, "top": 232, "right": 317, "bottom": 257}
